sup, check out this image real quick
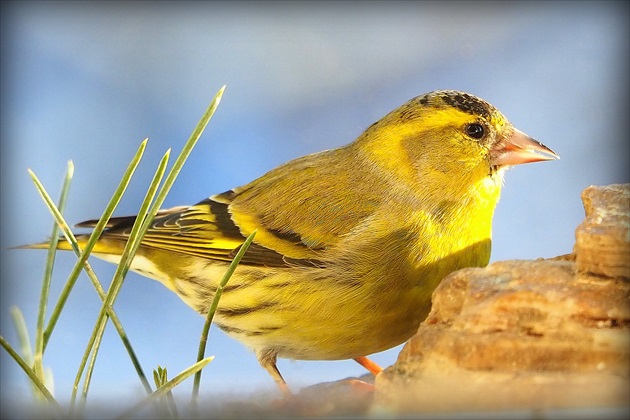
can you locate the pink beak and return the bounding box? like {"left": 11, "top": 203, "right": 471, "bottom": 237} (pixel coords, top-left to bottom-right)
{"left": 491, "top": 128, "right": 559, "bottom": 167}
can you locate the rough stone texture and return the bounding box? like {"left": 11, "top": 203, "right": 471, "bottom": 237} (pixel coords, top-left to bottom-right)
{"left": 575, "top": 184, "right": 630, "bottom": 279}
{"left": 373, "top": 184, "right": 630, "bottom": 416}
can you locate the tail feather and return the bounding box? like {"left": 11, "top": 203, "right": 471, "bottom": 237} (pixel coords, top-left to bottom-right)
{"left": 75, "top": 206, "right": 188, "bottom": 229}
{"left": 13, "top": 240, "right": 74, "bottom": 251}
{"left": 14, "top": 235, "right": 126, "bottom": 256}
{"left": 16, "top": 206, "right": 189, "bottom": 256}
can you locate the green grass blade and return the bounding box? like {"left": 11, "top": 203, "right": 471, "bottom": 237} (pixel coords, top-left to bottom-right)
{"left": 33, "top": 161, "right": 73, "bottom": 395}
{"left": 72, "top": 148, "right": 170, "bottom": 409}
{"left": 76, "top": 85, "right": 225, "bottom": 408}
{"left": 117, "top": 357, "right": 214, "bottom": 419}
{"left": 149, "top": 85, "right": 226, "bottom": 218}
{"left": 10, "top": 306, "right": 34, "bottom": 366}
{"left": 191, "top": 230, "right": 256, "bottom": 404}
{"left": 0, "top": 335, "right": 61, "bottom": 412}
{"left": 75, "top": 317, "right": 107, "bottom": 414}
{"left": 28, "top": 169, "right": 154, "bottom": 396}
{"left": 10, "top": 306, "right": 57, "bottom": 401}
{"left": 40, "top": 139, "right": 148, "bottom": 348}
{"left": 153, "top": 366, "right": 179, "bottom": 418}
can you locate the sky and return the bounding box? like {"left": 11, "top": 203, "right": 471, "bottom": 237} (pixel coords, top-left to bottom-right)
{"left": 1, "top": 0, "right": 628, "bottom": 415}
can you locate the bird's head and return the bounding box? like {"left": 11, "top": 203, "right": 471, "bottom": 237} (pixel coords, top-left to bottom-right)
{"left": 355, "top": 90, "right": 558, "bottom": 198}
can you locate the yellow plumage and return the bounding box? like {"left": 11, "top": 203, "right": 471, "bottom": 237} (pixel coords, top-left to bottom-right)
{"left": 25, "top": 90, "right": 558, "bottom": 393}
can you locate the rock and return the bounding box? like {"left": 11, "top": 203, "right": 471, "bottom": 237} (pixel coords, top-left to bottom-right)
{"left": 373, "top": 184, "right": 630, "bottom": 416}
{"left": 575, "top": 184, "right": 630, "bottom": 279}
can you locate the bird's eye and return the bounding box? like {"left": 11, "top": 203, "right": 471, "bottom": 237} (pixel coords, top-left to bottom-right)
{"left": 465, "top": 123, "right": 485, "bottom": 139}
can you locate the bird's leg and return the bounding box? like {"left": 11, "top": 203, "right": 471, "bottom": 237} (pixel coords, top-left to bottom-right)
{"left": 258, "top": 349, "right": 292, "bottom": 398}
{"left": 353, "top": 356, "right": 382, "bottom": 376}
{"left": 345, "top": 356, "right": 383, "bottom": 392}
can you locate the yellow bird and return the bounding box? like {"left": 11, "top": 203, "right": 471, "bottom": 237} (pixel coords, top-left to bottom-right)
{"left": 25, "top": 90, "right": 558, "bottom": 395}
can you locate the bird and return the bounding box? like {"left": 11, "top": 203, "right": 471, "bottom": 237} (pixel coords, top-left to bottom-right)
{"left": 23, "top": 90, "right": 558, "bottom": 395}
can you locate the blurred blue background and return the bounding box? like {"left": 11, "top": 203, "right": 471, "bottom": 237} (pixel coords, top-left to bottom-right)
{"left": 1, "top": 0, "right": 628, "bottom": 413}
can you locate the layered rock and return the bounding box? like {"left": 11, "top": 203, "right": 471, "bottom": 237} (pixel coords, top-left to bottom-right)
{"left": 373, "top": 184, "right": 630, "bottom": 415}
{"left": 575, "top": 184, "right": 630, "bottom": 279}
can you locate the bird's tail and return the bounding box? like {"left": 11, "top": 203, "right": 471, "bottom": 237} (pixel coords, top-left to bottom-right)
{"left": 15, "top": 235, "right": 126, "bottom": 257}
{"left": 15, "top": 212, "right": 146, "bottom": 255}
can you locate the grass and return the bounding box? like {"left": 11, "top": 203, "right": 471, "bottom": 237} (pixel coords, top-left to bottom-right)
{"left": 0, "top": 85, "right": 257, "bottom": 418}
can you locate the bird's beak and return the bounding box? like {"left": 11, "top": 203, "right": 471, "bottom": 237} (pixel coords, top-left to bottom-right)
{"left": 491, "top": 128, "right": 559, "bottom": 167}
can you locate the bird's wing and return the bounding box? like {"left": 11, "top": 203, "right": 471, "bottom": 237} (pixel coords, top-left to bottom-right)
{"left": 83, "top": 149, "right": 381, "bottom": 268}
{"left": 80, "top": 196, "right": 326, "bottom": 268}
{"left": 215, "top": 149, "right": 383, "bottom": 262}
